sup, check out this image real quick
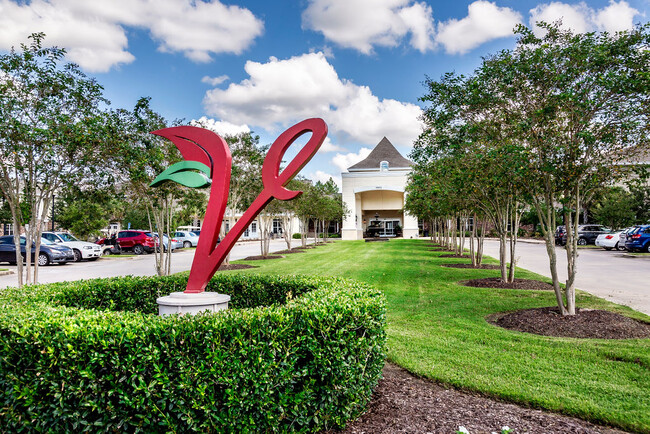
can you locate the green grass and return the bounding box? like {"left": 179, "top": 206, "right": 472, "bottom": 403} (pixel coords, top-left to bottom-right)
{"left": 226, "top": 239, "right": 650, "bottom": 432}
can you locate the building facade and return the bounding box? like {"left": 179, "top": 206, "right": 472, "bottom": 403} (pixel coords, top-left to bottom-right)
{"left": 341, "top": 137, "right": 418, "bottom": 240}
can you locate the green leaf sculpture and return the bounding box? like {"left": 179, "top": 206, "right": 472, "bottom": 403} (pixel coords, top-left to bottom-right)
{"left": 150, "top": 161, "right": 211, "bottom": 188}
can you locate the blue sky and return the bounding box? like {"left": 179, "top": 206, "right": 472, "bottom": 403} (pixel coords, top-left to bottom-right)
{"left": 1, "top": 0, "right": 648, "bottom": 188}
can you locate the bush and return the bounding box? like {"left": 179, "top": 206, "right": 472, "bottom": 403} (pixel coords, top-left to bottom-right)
{"left": 293, "top": 233, "right": 302, "bottom": 239}
{"left": 0, "top": 274, "right": 386, "bottom": 432}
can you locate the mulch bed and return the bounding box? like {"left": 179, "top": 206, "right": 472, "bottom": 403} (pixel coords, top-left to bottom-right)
{"left": 293, "top": 246, "right": 315, "bottom": 250}
{"left": 242, "top": 255, "right": 284, "bottom": 260}
{"left": 217, "top": 264, "right": 258, "bottom": 271}
{"left": 463, "top": 277, "right": 554, "bottom": 291}
{"left": 438, "top": 254, "right": 468, "bottom": 258}
{"left": 441, "top": 263, "right": 500, "bottom": 270}
{"left": 329, "top": 363, "right": 624, "bottom": 434}
{"left": 492, "top": 307, "right": 650, "bottom": 339}
{"left": 429, "top": 248, "right": 453, "bottom": 252}
{"left": 275, "top": 249, "right": 305, "bottom": 254}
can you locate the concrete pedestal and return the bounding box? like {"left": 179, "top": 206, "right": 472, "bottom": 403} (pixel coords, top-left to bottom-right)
{"left": 157, "top": 291, "right": 230, "bottom": 316}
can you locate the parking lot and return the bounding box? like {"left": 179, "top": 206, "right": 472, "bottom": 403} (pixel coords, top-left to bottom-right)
{"left": 482, "top": 239, "right": 650, "bottom": 315}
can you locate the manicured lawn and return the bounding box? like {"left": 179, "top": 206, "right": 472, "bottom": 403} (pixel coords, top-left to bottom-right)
{"left": 229, "top": 239, "right": 650, "bottom": 432}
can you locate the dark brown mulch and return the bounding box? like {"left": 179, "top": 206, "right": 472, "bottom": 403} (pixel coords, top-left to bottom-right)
{"left": 217, "top": 264, "right": 258, "bottom": 271}
{"left": 330, "top": 363, "right": 624, "bottom": 434}
{"left": 492, "top": 307, "right": 650, "bottom": 339}
{"left": 275, "top": 249, "right": 305, "bottom": 254}
{"left": 243, "top": 255, "right": 284, "bottom": 260}
{"left": 438, "top": 254, "right": 468, "bottom": 258}
{"left": 293, "top": 246, "right": 315, "bottom": 250}
{"left": 441, "top": 263, "right": 500, "bottom": 270}
{"left": 463, "top": 277, "right": 554, "bottom": 291}
{"left": 429, "top": 248, "right": 453, "bottom": 252}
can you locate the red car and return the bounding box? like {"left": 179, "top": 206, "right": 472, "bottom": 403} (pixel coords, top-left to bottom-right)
{"left": 97, "top": 230, "right": 156, "bottom": 255}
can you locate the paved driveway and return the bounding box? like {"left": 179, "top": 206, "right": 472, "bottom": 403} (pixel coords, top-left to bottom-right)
{"left": 0, "top": 238, "right": 307, "bottom": 289}
{"left": 481, "top": 239, "right": 650, "bottom": 315}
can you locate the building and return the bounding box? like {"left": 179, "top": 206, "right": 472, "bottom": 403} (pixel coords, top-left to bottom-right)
{"left": 341, "top": 137, "right": 418, "bottom": 240}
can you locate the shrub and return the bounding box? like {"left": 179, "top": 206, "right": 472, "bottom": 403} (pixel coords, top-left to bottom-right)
{"left": 293, "top": 233, "right": 302, "bottom": 239}
{"left": 0, "top": 274, "right": 386, "bottom": 432}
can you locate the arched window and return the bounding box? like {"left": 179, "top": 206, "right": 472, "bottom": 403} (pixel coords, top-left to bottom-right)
{"left": 380, "top": 160, "right": 389, "bottom": 171}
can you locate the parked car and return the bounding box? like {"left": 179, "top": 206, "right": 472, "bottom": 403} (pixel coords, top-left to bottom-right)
{"left": 561, "top": 224, "right": 611, "bottom": 245}
{"left": 174, "top": 230, "right": 199, "bottom": 248}
{"left": 42, "top": 231, "right": 102, "bottom": 262}
{"left": 617, "top": 227, "right": 634, "bottom": 251}
{"left": 191, "top": 230, "right": 201, "bottom": 237}
{"left": 97, "top": 230, "right": 156, "bottom": 255}
{"left": 625, "top": 224, "right": 650, "bottom": 252}
{"left": 152, "top": 233, "right": 182, "bottom": 251}
{"left": 0, "top": 235, "right": 74, "bottom": 265}
{"left": 595, "top": 230, "right": 625, "bottom": 251}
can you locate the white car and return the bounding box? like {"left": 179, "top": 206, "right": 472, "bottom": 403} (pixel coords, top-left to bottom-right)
{"left": 41, "top": 231, "right": 102, "bottom": 262}
{"left": 174, "top": 230, "right": 199, "bottom": 248}
{"left": 595, "top": 231, "right": 624, "bottom": 251}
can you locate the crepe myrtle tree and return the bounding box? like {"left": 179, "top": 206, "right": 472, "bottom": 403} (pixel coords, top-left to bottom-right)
{"left": 108, "top": 97, "right": 184, "bottom": 276}
{"left": 477, "top": 23, "right": 650, "bottom": 315}
{"left": 412, "top": 73, "right": 526, "bottom": 276}
{"left": 0, "top": 33, "right": 107, "bottom": 286}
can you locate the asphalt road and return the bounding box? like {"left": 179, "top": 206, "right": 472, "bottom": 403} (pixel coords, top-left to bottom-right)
{"left": 481, "top": 239, "right": 650, "bottom": 315}
{"left": 0, "top": 238, "right": 305, "bottom": 289}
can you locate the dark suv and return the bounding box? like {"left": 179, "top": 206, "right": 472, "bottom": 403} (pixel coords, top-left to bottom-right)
{"left": 561, "top": 224, "right": 611, "bottom": 245}
{"left": 625, "top": 225, "right": 650, "bottom": 252}
{"left": 97, "top": 230, "right": 156, "bottom": 255}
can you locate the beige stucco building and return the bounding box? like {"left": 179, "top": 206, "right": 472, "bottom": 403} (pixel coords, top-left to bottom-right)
{"left": 341, "top": 137, "right": 419, "bottom": 240}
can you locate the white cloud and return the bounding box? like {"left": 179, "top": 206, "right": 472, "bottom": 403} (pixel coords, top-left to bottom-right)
{"left": 302, "top": 0, "right": 435, "bottom": 53}
{"left": 333, "top": 148, "right": 372, "bottom": 173}
{"left": 594, "top": 1, "right": 641, "bottom": 33}
{"left": 203, "top": 52, "right": 424, "bottom": 148}
{"left": 201, "top": 75, "right": 229, "bottom": 86}
{"left": 320, "top": 137, "right": 345, "bottom": 153}
{"left": 310, "top": 170, "right": 342, "bottom": 190}
{"left": 191, "top": 116, "right": 250, "bottom": 137}
{"left": 436, "top": 1, "right": 522, "bottom": 54}
{"left": 529, "top": 1, "right": 640, "bottom": 35}
{"left": 0, "top": 0, "right": 263, "bottom": 72}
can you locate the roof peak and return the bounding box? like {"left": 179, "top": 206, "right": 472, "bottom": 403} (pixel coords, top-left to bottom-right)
{"left": 347, "top": 137, "right": 412, "bottom": 171}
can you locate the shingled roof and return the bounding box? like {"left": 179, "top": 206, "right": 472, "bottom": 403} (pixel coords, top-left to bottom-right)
{"left": 348, "top": 137, "right": 412, "bottom": 171}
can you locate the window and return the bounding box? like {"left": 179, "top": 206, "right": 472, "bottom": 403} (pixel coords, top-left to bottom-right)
{"left": 251, "top": 222, "right": 257, "bottom": 233}
{"left": 3, "top": 224, "right": 13, "bottom": 236}
{"left": 273, "top": 218, "right": 282, "bottom": 234}
{"left": 380, "top": 161, "right": 389, "bottom": 171}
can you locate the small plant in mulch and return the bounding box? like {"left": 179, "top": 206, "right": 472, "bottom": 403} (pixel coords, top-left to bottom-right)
{"left": 441, "top": 263, "right": 500, "bottom": 270}
{"left": 491, "top": 307, "right": 650, "bottom": 339}
{"left": 462, "top": 277, "right": 553, "bottom": 291}
{"left": 243, "top": 255, "right": 284, "bottom": 260}
{"left": 217, "top": 264, "right": 258, "bottom": 271}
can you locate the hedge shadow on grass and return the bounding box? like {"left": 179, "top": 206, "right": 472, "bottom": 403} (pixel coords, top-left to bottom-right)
{"left": 0, "top": 274, "right": 386, "bottom": 432}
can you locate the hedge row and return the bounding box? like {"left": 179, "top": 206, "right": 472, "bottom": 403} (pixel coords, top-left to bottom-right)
{"left": 0, "top": 274, "right": 386, "bottom": 432}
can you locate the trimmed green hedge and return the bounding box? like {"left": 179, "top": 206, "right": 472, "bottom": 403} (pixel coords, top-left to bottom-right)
{"left": 0, "top": 274, "right": 386, "bottom": 432}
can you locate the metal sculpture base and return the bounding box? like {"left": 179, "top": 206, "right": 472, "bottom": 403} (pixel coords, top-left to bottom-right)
{"left": 157, "top": 291, "right": 230, "bottom": 316}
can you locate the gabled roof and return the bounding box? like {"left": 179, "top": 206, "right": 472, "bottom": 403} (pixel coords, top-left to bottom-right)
{"left": 347, "top": 137, "right": 412, "bottom": 171}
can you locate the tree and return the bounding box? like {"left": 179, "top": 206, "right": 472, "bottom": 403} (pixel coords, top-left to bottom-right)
{"left": 109, "top": 98, "right": 183, "bottom": 275}
{"left": 0, "top": 33, "right": 107, "bottom": 286}
{"left": 591, "top": 186, "right": 636, "bottom": 229}
{"left": 477, "top": 23, "right": 650, "bottom": 315}
{"left": 56, "top": 185, "right": 124, "bottom": 239}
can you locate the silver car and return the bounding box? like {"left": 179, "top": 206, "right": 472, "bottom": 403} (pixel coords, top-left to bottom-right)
{"left": 174, "top": 231, "right": 199, "bottom": 248}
